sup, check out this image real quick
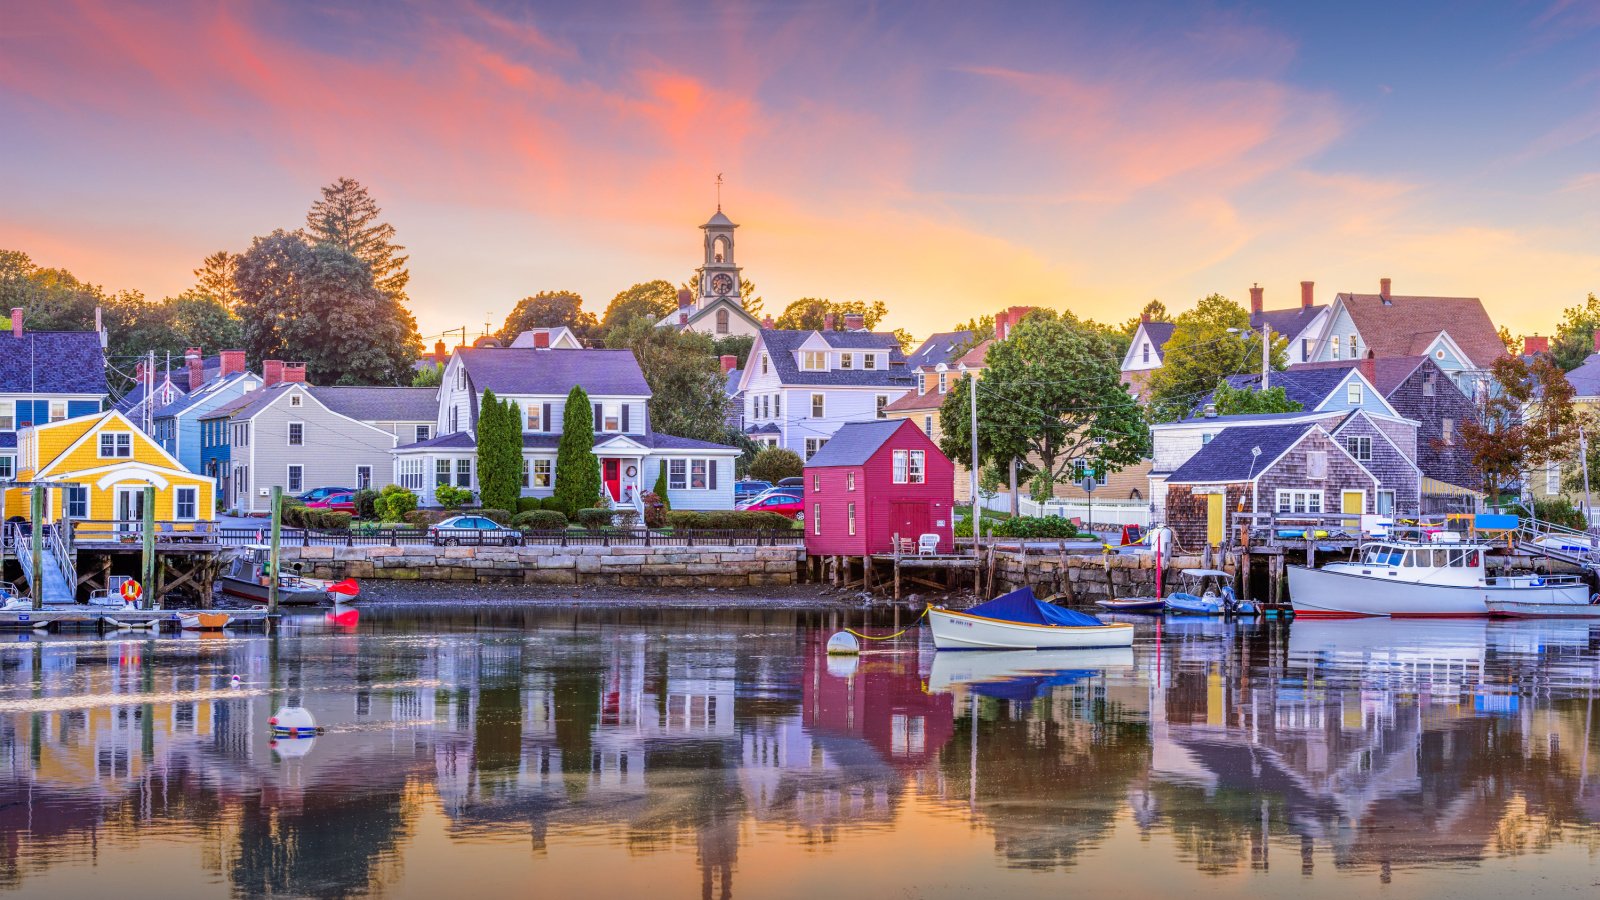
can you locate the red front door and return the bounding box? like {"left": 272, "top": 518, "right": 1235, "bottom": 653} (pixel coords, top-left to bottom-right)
{"left": 603, "top": 459, "right": 621, "bottom": 501}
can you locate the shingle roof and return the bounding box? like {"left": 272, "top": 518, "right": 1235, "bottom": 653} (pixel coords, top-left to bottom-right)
{"left": 0, "top": 331, "right": 106, "bottom": 396}
{"left": 744, "top": 423, "right": 781, "bottom": 435}
{"left": 1140, "top": 322, "right": 1176, "bottom": 361}
{"left": 154, "top": 373, "right": 257, "bottom": 419}
{"left": 311, "top": 386, "right": 438, "bottom": 422}
{"left": 757, "top": 330, "right": 913, "bottom": 388}
{"left": 396, "top": 429, "right": 737, "bottom": 452}
{"left": 458, "top": 348, "right": 651, "bottom": 397}
{"left": 954, "top": 338, "right": 993, "bottom": 369}
{"left": 204, "top": 383, "right": 298, "bottom": 421}
{"left": 1167, "top": 422, "right": 1315, "bottom": 483}
{"left": 723, "top": 368, "right": 742, "bottom": 397}
{"left": 803, "top": 419, "right": 910, "bottom": 467}
{"left": 0, "top": 433, "right": 15, "bottom": 450}
{"left": 1338, "top": 293, "right": 1506, "bottom": 369}
{"left": 1287, "top": 357, "right": 1427, "bottom": 397}
{"left": 904, "top": 331, "right": 973, "bottom": 370}
{"left": 1166, "top": 410, "right": 1327, "bottom": 428}
{"left": 1217, "top": 368, "right": 1353, "bottom": 411}
{"left": 1568, "top": 354, "right": 1600, "bottom": 398}
{"left": 882, "top": 385, "right": 947, "bottom": 412}
{"left": 1251, "top": 305, "right": 1325, "bottom": 340}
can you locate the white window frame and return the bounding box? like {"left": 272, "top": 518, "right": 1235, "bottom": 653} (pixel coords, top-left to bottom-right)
{"left": 532, "top": 458, "right": 552, "bottom": 488}
{"left": 863, "top": 354, "right": 877, "bottom": 370}
{"left": 64, "top": 484, "right": 87, "bottom": 518}
{"left": 1377, "top": 490, "right": 1395, "bottom": 515}
{"left": 802, "top": 350, "right": 827, "bottom": 371}
{"left": 840, "top": 352, "right": 853, "bottom": 370}
{"left": 99, "top": 432, "right": 132, "bottom": 458}
{"left": 668, "top": 459, "right": 688, "bottom": 490}
{"left": 287, "top": 464, "right": 304, "bottom": 494}
{"left": 690, "top": 459, "right": 709, "bottom": 490}
{"left": 805, "top": 438, "right": 827, "bottom": 460}
{"left": 416, "top": 424, "right": 431, "bottom": 442}
{"left": 0, "top": 454, "right": 14, "bottom": 481}
{"left": 1275, "top": 490, "right": 1323, "bottom": 515}
{"left": 1332, "top": 335, "right": 1341, "bottom": 359}
{"left": 289, "top": 393, "right": 303, "bottom": 408}
{"left": 813, "top": 504, "right": 821, "bottom": 535}
{"left": 287, "top": 421, "right": 304, "bottom": 446}
{"left": 48, "top": 400, "right": 67, "bottom": 422}
{"left": 0, "top": 400, "right": 13, "bottom": 431}
{"left": 174, "top": 486, "right": 198, "bottom": 521}
{"left": 455, "top": 458, "right": 472, "bottom": 488}
{"left": 1347, "top": 381, "right": 1362, "bottom": 405}
{"left": 1345, "top": 435, "right": 1372, "bottom": 461}
{"left": 1548, "top": 463, "right": 1561, "bottom": 495}
{"left": 526, "top": 405, "right": 542, "bottom": 431}
{"left": 811, "top": 393, "right": 825, "bottom": 419}
{"left": 938, "top": 372, "right": 948, "bottom": 394}
{"left": 602, "top": 403, "right": 621, "bottom": 433}
{"left": 848, "top": 501, "right": 856, "bottom": 536}
{"left": 908, "top": 450, "right": 925, "bottom": 484}
{"left": 436, "top": 459, "right": 451, "bottom": 485}
{"left": 356, "top": 465, "right": 373, "bottom": 490}
{"left": 846, "top": 471, "right": 856, "bottom": 491}
{"left": 760, "top": 353, "right": 769, "bottom": 375}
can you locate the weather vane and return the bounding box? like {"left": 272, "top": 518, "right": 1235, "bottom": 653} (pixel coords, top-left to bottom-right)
{"left": 716, "top": 173, "right": 723, "bottom": 211}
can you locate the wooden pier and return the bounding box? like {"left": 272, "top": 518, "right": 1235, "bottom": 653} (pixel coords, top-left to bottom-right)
{"left": 0, "top": 607, "right": 277, "bottom": 633}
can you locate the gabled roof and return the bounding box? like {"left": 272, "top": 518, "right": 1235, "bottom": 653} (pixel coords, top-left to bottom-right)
{"left": 1251, "top": 305, "right": 1325, "bottom": 340}
{"left": 954, "top": 338, "right": 993, "bottom": 369}
{"left": 395, "top": 429, "right": 737, "bottom": 453}
{"left": 205, "top": 382, "right": 304, "bottom": 421}
{"left": 904, "top": 331, "right": 973, "bottom": 370}
{"left": 1141, "top": 322, "right": 1175, "bottom": 358}
{"left": 882, "top": 385, "right": 947, "bottom": 413}
{"left": 0, "top": 331, "right": 107, "bottom": 396}
{"left": 1167, "top": 422, "right": 1316, "bottom": 483}
{"left": 311, "top": 386, "right": 438, "bottom": 422}
{"left": 154, "top": 373, "right": 260, "bottom": 420}
{"left": 1158, "top": 409, "right": 1328, "bottom": 430}
{"left": 1287, "top": 357, "right": 1428, "bottom": 397}
{"left": 1567, "top": 354, "right": 1600, "bottom": 398}
{"left": 1218, "top": 368, "right": 1355, "bottom": 411}
{"left": 753, "top": 330, "right": 913, "bottom": 388}
{"left": 457, "top": 347, "right": 651, "bottom": 397}
{"left": 804, "top": 419, "right": 912, "bottom": 467}
{"left": 1336, "top": 293, "right": 1506, "bottom": 369}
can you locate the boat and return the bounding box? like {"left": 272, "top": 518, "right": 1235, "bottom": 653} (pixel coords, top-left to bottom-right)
{"left": 1288, "top": 533, "right": 1590, "bottom": 618}
{"left": 927, "top": 586, "right": 1134, "bottom": 650}
{"left": 179, "top": 612, "right": 232, "bottom": 631}
{"left": 219, "top": 545, "right": 359, "bottom": 606}
{"left": 1165, "top": 569, "right": 1257, "bottom": 616}
{"left": 1485, "top": 594, "right": 1600, "bottom": 618}
{"left": 1094, "top": 597, "right": 1167, "bottom": 613}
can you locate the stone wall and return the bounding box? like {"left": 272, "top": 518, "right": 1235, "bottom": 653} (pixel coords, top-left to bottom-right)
{"left": 987, "top": 549, "right": 1216, "bottom": 604}
{"left": 279, "top": 544, "right": 805, "bottom": 588}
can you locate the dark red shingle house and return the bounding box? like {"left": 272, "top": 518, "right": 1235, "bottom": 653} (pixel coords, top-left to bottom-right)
{"left": 803, "top": 419, "right": 955, "bottom": 557}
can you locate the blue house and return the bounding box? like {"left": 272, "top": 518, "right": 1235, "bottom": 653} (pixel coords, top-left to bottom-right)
{"left": 0, "top": 313, "right": 107, "bottom": 484}
{"left": 152, "top": 369, "right": 263, "bottom": 474}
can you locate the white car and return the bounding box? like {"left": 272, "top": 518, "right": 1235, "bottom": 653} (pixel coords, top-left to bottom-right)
{"left": 428, "top": 515, "right": 523, "bottom": 546}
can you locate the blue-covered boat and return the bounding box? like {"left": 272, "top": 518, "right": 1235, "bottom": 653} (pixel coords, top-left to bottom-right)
{"left": 928, "top": 587, "right": 1136, "bottom": 650}
{"left": 1165, "top": 569, "right": 1257, "bottom": 616}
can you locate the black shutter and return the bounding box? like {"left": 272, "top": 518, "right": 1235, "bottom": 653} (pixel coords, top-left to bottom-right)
{"left": 621, "top": 404, "right": 630, "bottom": 433}
{"left": 543, "top": 403, "right": 552, "bottom": 432}
{"left": 708, "top": 459, "right": 718, "bottom": 490}
{"left": 594, "top": 403, "right": 602, "bottom": 430}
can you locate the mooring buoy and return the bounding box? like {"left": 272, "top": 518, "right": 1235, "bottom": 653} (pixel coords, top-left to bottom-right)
{"left": 826, "top": 632, "right": 861, "bottom": 655}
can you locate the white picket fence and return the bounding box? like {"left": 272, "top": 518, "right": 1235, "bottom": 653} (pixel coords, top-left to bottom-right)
{"left": 977, "top": 493, "right": 1151, "bottom": 527}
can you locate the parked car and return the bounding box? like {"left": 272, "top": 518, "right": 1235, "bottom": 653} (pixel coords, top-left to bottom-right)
{"left": 297, "top": 486, "right": 355, "bottom": 504}
{"left": 777, "top": 477, "right": 804, "bottom": 489}
{"left": 736, "top": 487, "right": 801, "bottom": 510}
{"left": 734, "top": 480, "right": 773, "bottom": 502}
{"left": 740, "top": 492, "right": 804, "bottom": 520}
{"left": 428, "top": 515, "right": 523, "bottom": 546}
{"left": 305, "top": 491, "right": 356, "bottom": 513}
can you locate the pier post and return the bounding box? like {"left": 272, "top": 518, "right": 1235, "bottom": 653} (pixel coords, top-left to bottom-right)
{"left": 269, "top": 486, "right": 283, "bottom": 614}
{"left": 29, "top": 486, "right": 44, "bottom": 610}
{"left": 141, "top": 486, "right": 156, "bottom": 608}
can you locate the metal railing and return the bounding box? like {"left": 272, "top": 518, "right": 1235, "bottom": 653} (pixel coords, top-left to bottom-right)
{"left": 46, "top": 523, "right": 74, "bottom": 596}
{"left": 216, "top": 526, "right": 805, "bottom": 548}
{"left": 68, "top": 520, "right": 220, "bottom": 545}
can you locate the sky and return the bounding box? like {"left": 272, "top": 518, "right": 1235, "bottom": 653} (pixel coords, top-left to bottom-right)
{"left": 2, "top": 0, "right": 1598, "bottom": 344}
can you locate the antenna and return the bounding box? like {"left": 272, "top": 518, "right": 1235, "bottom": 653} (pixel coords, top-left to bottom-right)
{"left": 716, "top": 173, "right": 723, "bottom": 211}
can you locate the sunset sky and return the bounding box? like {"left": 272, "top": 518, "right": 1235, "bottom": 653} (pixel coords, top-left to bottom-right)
{"left": 3, "top": 0, "right": 1598, "bottom": 343}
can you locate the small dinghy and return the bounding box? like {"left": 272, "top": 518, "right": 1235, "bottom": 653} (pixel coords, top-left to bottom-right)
{"left": 928, "top": 587, "right": 1134, "bottom": 650}
{"left": 179, "top": 612, "right": 232, "bottom": 631}
{"left": 1166, "top": 569, "right": 1257, "bottom": 616}
{"left": 1095, "top": 597, "right": 1167, "bottom": 613}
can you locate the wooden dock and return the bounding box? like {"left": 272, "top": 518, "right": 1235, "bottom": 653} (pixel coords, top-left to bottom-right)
{"left": 0, "top": 607, "right": 278, "bottom": 633}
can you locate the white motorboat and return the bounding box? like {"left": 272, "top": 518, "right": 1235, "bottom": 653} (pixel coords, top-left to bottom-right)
{"left": 1288, "top": 534, "right": 1589, "bottom": 618}
{"left": 928, "top": 587, "right": 1135, "bottom": 650}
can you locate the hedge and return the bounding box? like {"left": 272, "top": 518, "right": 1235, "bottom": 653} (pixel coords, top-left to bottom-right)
{"left": 575, "top": 508, "right": 615, "bottom": 529}
{"left": 515, "top": 510, "right": 568, "bottom": 530}
{"left": 516, "top": 496, "right": 543, "bottom": 514}
{"left": 477, "top": 508, "right": 513, "bottom": 525}
{"left": 665, "top": 510, "right": 795, "bottom": 531}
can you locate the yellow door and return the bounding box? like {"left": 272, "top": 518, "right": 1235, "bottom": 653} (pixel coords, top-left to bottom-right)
{"left": 1342, "top": 490, "right": 1364, "bottom": 529}
{"left": 1206, "top": 493, "right": 1224, "bottom": 547}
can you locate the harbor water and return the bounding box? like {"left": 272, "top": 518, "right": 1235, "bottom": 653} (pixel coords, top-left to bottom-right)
{"left": 1, "top": 607, "right": 1598, "bottom": 897}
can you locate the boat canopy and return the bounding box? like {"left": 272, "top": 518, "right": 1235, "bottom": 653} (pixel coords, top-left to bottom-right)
{"left": 964, "top": 587, "right": 1105, "bottom": 627}
{"left": 1181, "top": 569, "right": 1231, "bottom": 578}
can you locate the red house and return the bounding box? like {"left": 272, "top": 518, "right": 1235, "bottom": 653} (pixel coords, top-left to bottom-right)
{"left": 803, "top": 419, "right": 956, "bottom": 557}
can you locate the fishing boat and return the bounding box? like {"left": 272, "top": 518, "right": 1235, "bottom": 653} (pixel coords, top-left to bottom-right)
{"left": 1094, "top": 597, "right": 1167, "bottom": 613}
{"left": 927, "top": 587, "right": 1134, "bottom": 650}
{"left": 1288, "top": 533, "right": 1589, "bottom": 618}
{"left": 1165, "top": 569, "right": 1257, "bottom": 616}
{"left": 218, "top": 545, "right": 360, "bottom": 606}
{"left": 179, "top": 612, "right": 232, "bottom": 631}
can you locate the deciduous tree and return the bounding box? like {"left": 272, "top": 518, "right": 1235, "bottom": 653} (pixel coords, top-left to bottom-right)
{"left": 305, "top": 177, "right": 410, "bottom": 302}
{"left": 603, "top": 316, "right": 730, "bottom": 443}
{"left": 1461, "top": 354, "right": 1578, "bottom": 507}
{"left": 497, "top": 290, "right": 599, "bottom": 344}
{"left": 1549, "top": 293, "right": 1600, "bottom": 371}
{"left": 773, "top": 298, "right": 888, "bottom": 331}
{"left": 1145, "top": 293, "right": 1286, "bottom": 422}
{"left": 601, "top": 280, "right": 677, "bottom": 333}
{"left": 748, "top": 447, "right": 803, "bottom": 484}
{"left": 1210, "top": 379, "right": 1302, "bottom": 416}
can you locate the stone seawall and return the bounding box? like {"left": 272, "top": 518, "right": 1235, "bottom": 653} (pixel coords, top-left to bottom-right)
{"left": 279, "top": 544, "right": 806, "bottom": 588}
{"left": 989, "top": 550, "right": 1217, "bottom": 603}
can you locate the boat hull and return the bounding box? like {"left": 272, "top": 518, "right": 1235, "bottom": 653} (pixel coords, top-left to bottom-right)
{"left": 1165, "top": 593, "right": 1257, "bottom": 616}
{"left": 219, "top": 577, "right": 330, "bottom": 607}
{"left": 1094, "top": 598, "right": 1166, "bottom": 613}
{"left": 1485, "top": 599, "right": 1600, "bottom": 618}
{"left": 928, "top": 608, "right": 1134, "bottom": 650}
{"left": 1288, "top": 565, "right": 1590, "bottom": 618}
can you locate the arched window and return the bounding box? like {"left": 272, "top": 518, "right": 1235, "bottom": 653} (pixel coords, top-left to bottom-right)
{"left": 716, "top": 308, "right": 730, "bottom": 334}
{"left": 713, "top": 234, "right": 731, "bottom": 264}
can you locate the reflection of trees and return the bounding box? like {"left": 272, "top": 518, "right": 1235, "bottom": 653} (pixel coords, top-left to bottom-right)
{"left": 941, "top": 695, "right": 1149, "bottom": 869}
{"left": 229, "top": 782, "right": 413, "bottom": 898}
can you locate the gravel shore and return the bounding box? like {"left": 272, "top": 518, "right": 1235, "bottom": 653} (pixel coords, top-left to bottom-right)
{"left": 348, "top": 580, "right": 967, "bottom": 609}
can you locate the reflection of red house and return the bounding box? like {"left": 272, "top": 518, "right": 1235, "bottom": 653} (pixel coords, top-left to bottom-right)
{"left": 802, "top": 634, "right": 954, "bottom": 769}
{"left": 803, "top": 419, "right": 956, "bottom": 557}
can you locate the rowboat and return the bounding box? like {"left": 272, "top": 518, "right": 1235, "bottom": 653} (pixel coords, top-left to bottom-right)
{"left": 927, "top": 647, "right": 1135, "bottom": 696}
{"left": 1094, "top": 597, "right": 1166, "bottom": 613}
{"left": 928, "top": 587, "right": 1134, "bottom": 650}
{"left": 179, "top": 612, "right": 232, "bottom": 631}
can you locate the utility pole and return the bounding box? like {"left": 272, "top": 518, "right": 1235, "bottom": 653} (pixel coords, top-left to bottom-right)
{"left": 1583, "top": 426, "right": 1594, "bottom": 530}
{"left": 969, "top": 374, "right": 981, "bottom": 547}
{"left": 269, "top": 486, "right": 283, "bottom": 614}
{"left": 1261, "top": 323, "right": 1271, "bottom": 391}
{"left": 141, "top": 485, "right": 156, "bottom": 609}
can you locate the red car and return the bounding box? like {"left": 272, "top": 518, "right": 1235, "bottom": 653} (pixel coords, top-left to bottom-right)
{"left": 306, "top": 491, "right": 357, "bottom": 513}
{"left": 742, "top": 492, "right": 804, "bottom": 520}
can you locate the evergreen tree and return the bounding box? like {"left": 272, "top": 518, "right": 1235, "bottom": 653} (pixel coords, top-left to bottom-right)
{"left": 554, "top": 385, "right": 602, "bottom": 513}
{"left": 476, "top": 391, "right": 523, "bottom": 513}
{"left": 193, "top": 251, "right": 239, "bottom": 308}
{"left": 305, "top": 177, "right": 410, "bottom": 302}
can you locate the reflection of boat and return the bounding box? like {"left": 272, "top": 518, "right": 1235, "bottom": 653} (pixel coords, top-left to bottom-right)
{"left": 219, "top": 545, "right": 359, "bottom": 605}
{"left": 927, "top": 647, "right": 1134, "bottom": 697}
{"left": 1095, "top": 597, "right": 1166, "bottom": 613}
{"left": 928, "top": 587, "right": 1134, "bottom": 650}
{"left": 1166, "top": 569, "right": 1256, "bottom": 616}
{"left": 1486, "top": 595, "right": 1600, "bottom": 618}
{"left": 1289, "top": 536, "right": 1587, "bottom": 617}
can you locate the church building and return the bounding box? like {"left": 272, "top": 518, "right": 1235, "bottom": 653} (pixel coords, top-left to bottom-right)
{"left": 657, "top": 208, "right": 764, "bottom": 338}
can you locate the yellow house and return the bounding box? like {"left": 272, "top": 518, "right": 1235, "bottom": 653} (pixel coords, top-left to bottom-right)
{"left": 1, "top": 410, "right": 216, "bottom": 525}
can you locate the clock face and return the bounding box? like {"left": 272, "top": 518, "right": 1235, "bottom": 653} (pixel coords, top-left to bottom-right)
{"left": 711, "top": 273, "right": 735, "bottom": 296}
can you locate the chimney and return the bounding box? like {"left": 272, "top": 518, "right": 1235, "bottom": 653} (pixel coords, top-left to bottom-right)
{"left": 263, "top": 360, "right": 285, "bottom": 387}
{"left": 720, "top": 354, "right": 737, "bottom": 373}
{"left": 134, "top": 360, "right": 145, "bottom": 383}
{"left": 823, "top": 313, "right": 836, "bottom": 331}
{"left": 843, "top": 312, "right": 865, "bottom": 331}
{"left": 994, "top": 311, "right": 1009, "bottom": 341}
{"left": 433, "top": 340, "right": 447, "bottom": 363}
{"left": 677, "top": 289, "right": 693, "bottom": 310}
{"left": 761, "top": 315, "right": 775, "bottom": 329}
{"left": 9, "top": 307, "right": 20, "bottom": 339}
{"left": 1300, "top": 281, "right": 1314, "bottom": 309}
{"left": 1524, "top": 335, "right": 1549, "bottom": 356}
{"left": 1140, "top": 311, "right": 1150, "bottom": 324}
{"left": 1249, "top": 284, "right": 1264, "bottom": 315}
{"left": 678, "top": 310, "right": 689, "bottom": 326}
{"left": 1593, "top": 331, "right": 1600, "bottom": 353}
{"left": 283, "top": 362, "right": 307, "bottom": 384}
{"left": 1360, "top": 349, "right": 1376, "bottom": 387}
{"left": 186, "top": 347, "right": 204, "bottom": 391}
{"left": 219, "top": 349, "right": 246, "bottom": 377}
{"left": 533, "top": 331, "right": 550, "bottom": 349}
{"left": 1379, "top": 277, "right": 1391, "bottom": 299}
{"left": 94, "top": 305, "right": 102, "bottom": 335}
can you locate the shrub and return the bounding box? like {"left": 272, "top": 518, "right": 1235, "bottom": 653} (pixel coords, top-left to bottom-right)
{"left": 477, "top": 508, "right": 513, "bottom": 525}
{"left": 374, "top": 485, "right": 419, "bottom": 522}
{"left": 320, "top": 511, "right": 354, "bottom": 530}
{"left": 748, "top": 447, "right": 804, "bottom": 484}
{"left": 665, "top": 510, "right": 707, "bottom": 530}
{"left": 403, "top": 509, "right": 448, "bottom": 528}
{"left": 433, "top": 484, "right": 474, "bottom": 509}
{"left": 516, "top": 510, "right": 568, "bottom": 530}
{"left": 576, "top": 507, "right": 615, "bottom": 530}
{"left": 992, "top": 515, "right": 1078, "bottom": 539}
{"left": 641, "top": 490, "right": 666, "bottom": 528}
{"left": 1527, "top": 497, "right": 1587, "bottom": 532}
{"left": 554, "top": 385, "right": 602, "bottom": 512}
{"left": 516, "top": 496, "right": 542, "bottom": 514}
{"left": 350, "top": 488, "right": 380, "bottom": 520}
{"left": 615, "top": 509, "right": 640, "bottom": 528}
{"left": 541, "top": 496, "right": 572, "bottom": 516}
{"left": 653, "top": 466, "right": 671, "bottom": 511}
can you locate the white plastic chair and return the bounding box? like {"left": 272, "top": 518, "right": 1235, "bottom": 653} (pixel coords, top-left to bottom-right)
{"left": 918, "top": 533, "right": 940, "bottom": 556}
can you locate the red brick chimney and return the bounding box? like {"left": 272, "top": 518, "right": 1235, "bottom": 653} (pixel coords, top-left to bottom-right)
{"left": 219, "top": 349, "right": 246, "bottom": 377}
{"left": 1524, "top": 335, "right": 1549, "bottom": 356}
{"left": 263, "top": 360, "right": 284, "bottom": 386}
{"left": 1301, "top": 281, "right": 1314, "bottom": 309}
{"left": 823, "top": 313, "right": 836, "bottom": 331}
{"left": 678, "top": 310, "right": 689, "bottom": 326}
{"left": 1379, "top": 277, "right": 1392, "bottom": 298}
{"left": 1140, "top": 311, "right": 1150, "bottom": 324}
{"left": 994, "top": 311, "right": 1009, "bottom": 341}
{"left": 1249, "top": 284, "right": 1264, "bottom": 315}
{"left": 1593, "top": 331, "right": 1600, "bottom": 353}
{"left": 533, "top": 331, "right": 550, "bottom": 349}
{"left": 9, "top": 307, "right": 21, "bottom": 339}
{"left": 720, "top": 354, "right": 737, "bottom": 373}
{"left": 1360, "top": 350, "right": 1376, "bottom": 387}
{"left": 677, "top": 289, "right": 693, "bottom": 310}
{"left": 842, "top": 313, "right": 864, "bottom": 331}
{"left": 432, "top": 340, "right": 447, "bottom": 364}
{"left": 185, "top": 347, "right": 204, "bottom": 390}
{"left": 761, "top": 315, "right": 775, "bottom": 329}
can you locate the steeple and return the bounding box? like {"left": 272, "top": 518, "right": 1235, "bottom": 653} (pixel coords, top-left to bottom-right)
{"left": 697, "top": 195, "right": 742, "bottom": 308}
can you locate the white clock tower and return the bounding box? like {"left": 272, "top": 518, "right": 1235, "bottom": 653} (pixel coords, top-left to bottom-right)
{"left": 697, "top": 207, "right": 743, "bottom": 309}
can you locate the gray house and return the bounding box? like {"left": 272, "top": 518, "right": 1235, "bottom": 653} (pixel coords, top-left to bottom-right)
{"left": 213, "top": 375, "right": 407, "bottom": 513}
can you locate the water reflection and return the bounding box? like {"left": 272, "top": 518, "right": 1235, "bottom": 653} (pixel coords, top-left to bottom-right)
{"left": 0, "top": 610, "right": 1595, "bottom": 896}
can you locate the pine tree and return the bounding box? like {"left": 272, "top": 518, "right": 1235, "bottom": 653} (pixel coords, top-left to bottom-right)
{"left": 554, "top": 385, "right": 602, "bottom": 514}
{"left": 305, "top": 177, "right": 410, "bottom": 302}
{"left": 476, "top": 391, "right": 522, "bottom": 513}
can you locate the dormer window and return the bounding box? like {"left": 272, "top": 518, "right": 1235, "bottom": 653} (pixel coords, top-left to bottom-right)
{"left": 802, "top": 350, "right": 827, "bottom": 371}
{"left": 863, "top": 354, "right": 877, "bottom": 370}
{"left": 938, "top": 372, "right": 948, "bottom": 394}
{"left": 840, "top": 352, "right": 853, "bottom": 370}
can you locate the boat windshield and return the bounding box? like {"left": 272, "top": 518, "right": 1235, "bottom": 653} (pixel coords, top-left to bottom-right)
{"left": 1361, "top": 544, "right": 1480, "bottom": 568}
